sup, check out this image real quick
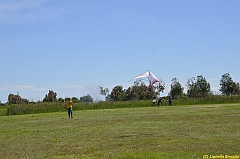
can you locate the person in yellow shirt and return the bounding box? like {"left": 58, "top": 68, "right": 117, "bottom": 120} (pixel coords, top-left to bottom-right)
{"left": 65, "top": 98, "right": 73, "bottom": 118}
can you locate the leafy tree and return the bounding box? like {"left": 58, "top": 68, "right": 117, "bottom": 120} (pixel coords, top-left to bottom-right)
{"left": 109, "top": 80, "right": 158, "bottom": 101}
{"left": 170, "top": 77, "right": 183, "bottom": 99}
{"left": 156, "top": 81, "right": 165, "bottom": 97}
{"left": 80, "top": 94, "right": 93, "bottom": 102}
{"left": 7, "top": 93, "right": 28, "bottom": 104}
{"left": 99, "top": 86, "right": 109, "bottom": 101}
{"left": 43, "top": 90, "right": 57, "bottom": 102}
{"left": 108, "top": 79, "right": 160, "bottom": 101}
{"left": 147, "top": 85, "right": 157, "bottom": 99}
{"left": 8, "top": 93, "right": 19, "bottom": 104}
{"left": 187, "top": 77, "right": 198, "bottom": 98}
{"left": 196, "top": 75, "right": 210, "bottom": 97}
{"left": 136, "top": 79, "right": 157, "bottom": 100}
{"left": 72, "top": 97, "right": 79, "bottom": 103}
{"left": 187, "top": 75, "right": 210, "bottom": 98}
{"left": 130, "top": 80, "right": 144, "bottom": 100}
{"left": 133, "top": 80, "right": 147, "bottom": 100}
{"left": 109, "top": 85, "right": 125, "bottom": 101}
{"left": 57, "top": 97, "right": 64, "bottom": 102}
{"left": 219, "top": 73, "right": 234, "bottom": 95}
{"left": 125, "top": 79, "right": 157, "bottom": 101}
{"left": 233, "top": 82, "right": 240, "bottom": 94}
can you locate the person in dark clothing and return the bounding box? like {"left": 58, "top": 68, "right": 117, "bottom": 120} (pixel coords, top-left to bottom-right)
{"left": 158, "top": 97, "right": 162, "bottom": 106}
{"left": 168, "top": 96, "right": 172, "bottom": 106}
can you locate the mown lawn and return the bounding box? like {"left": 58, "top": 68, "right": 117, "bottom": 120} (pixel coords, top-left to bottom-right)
{"left": 0, "top": 104, "right": 239, "bottom": 159}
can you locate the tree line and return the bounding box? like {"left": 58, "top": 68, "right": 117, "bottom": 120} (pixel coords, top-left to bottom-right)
{"left": 101, "top": 73, "right": 240, "bottom": 101}
{"left": 6, "top": 90, "right": 94, "bottom": 105}
{"left": 5, "top": 73, "right": 240, "bottom": 104}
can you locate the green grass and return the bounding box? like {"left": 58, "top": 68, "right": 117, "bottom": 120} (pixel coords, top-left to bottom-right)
{"left": 0, "top": 104, "right": 240, "bottom": 159}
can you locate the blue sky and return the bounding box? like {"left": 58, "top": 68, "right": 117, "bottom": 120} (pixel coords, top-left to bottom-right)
{"left": 0, "top": 0, "right": 239, "bottom": 103}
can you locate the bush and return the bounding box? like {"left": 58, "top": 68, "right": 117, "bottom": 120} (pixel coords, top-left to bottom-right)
{"left": 4, "top": 95, "right": 240, "bottom": 116}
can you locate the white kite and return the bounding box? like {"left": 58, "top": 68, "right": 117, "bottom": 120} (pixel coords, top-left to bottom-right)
{"left": 129, "top": 70, "right": 160, "bottom": 85}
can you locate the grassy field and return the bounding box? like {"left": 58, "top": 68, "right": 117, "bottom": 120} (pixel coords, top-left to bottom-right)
{"left": 0, "top": 104, "right": 239, "bottom": 159}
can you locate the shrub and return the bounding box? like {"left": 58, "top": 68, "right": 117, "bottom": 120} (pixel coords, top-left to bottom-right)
{"left": 4, "top": 95, "right": 240, "bottom": 116}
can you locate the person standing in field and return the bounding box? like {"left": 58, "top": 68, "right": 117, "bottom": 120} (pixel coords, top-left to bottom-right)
{"left": 168, "top": 96, "right": 172, "bottom": 106}
{"left": 152, "top": 96, "right": 156, "bottom": 106}
{"left": 65, "top": 98, "right": 73, "bottom": 118}
{"left": 158, "top": 97, "right": 162, "bottom": 106}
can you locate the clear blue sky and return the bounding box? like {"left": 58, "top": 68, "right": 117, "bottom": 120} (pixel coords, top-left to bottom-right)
{"left": 0, "top": 0, "right": 239, "bottom": 103}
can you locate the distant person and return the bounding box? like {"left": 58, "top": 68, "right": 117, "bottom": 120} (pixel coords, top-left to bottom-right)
{"left": 65, "top": 98, "right": 73, "bottom": 118}
{"left": 168, "top": 96, "right": 172, "bottom": 106}
{"left": 158, "top": 97, "right": 162, "bottom": 106}
{"left": 152, "top": 97, "right": 156, "bottom": 106}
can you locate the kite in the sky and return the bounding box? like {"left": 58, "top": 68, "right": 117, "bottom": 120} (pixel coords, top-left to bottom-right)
{"left": 129, "top": 70, "right": 160, "bottom": 85}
